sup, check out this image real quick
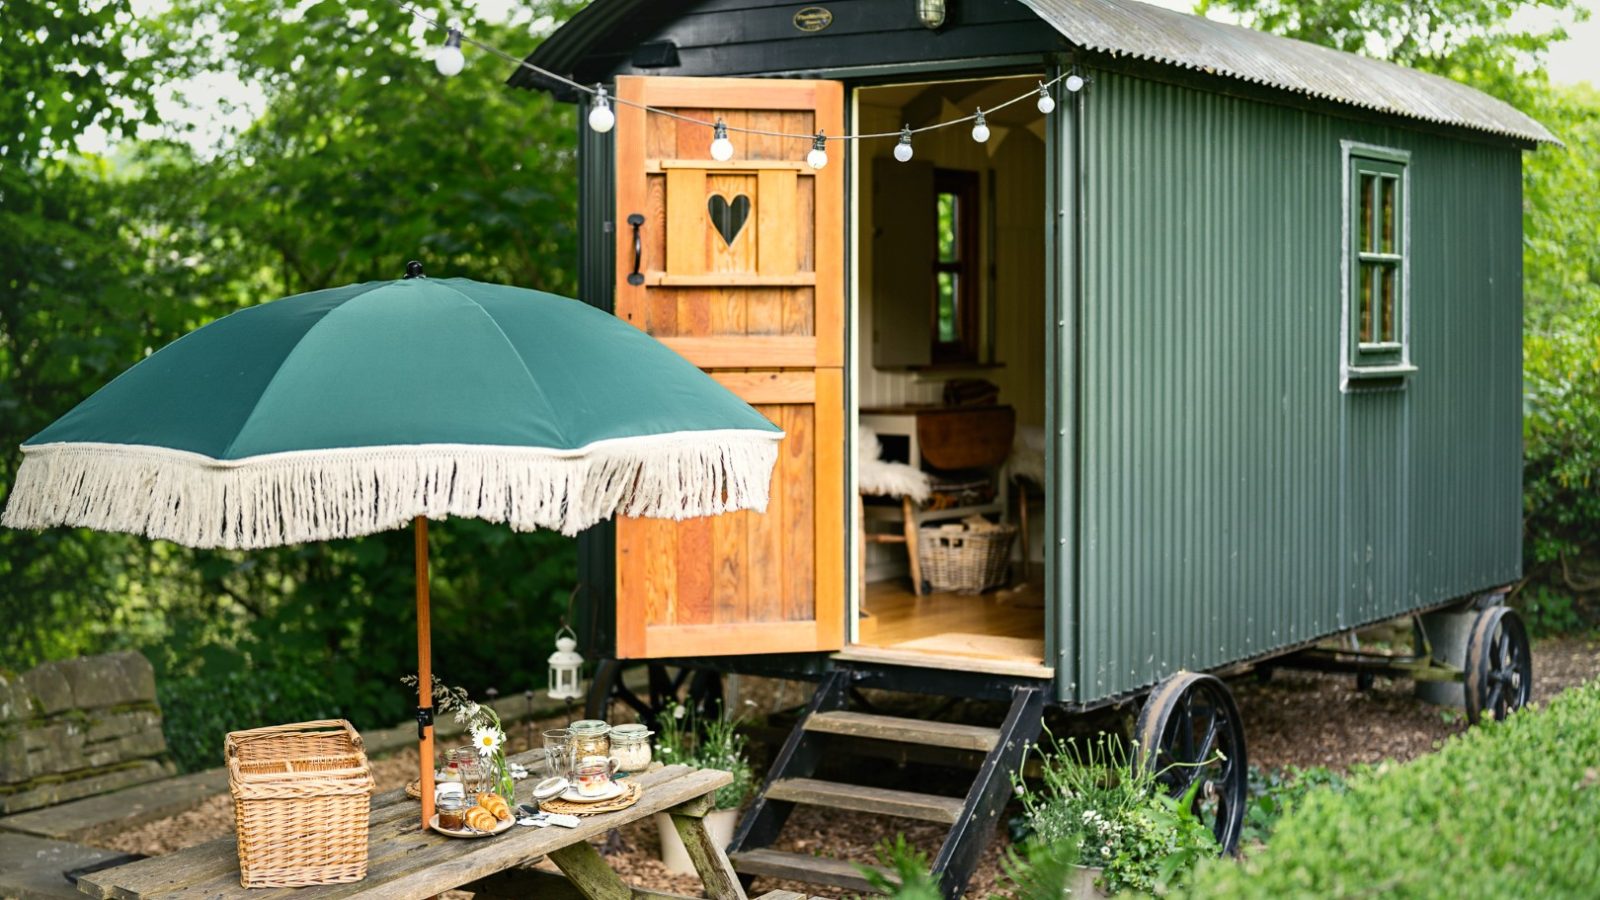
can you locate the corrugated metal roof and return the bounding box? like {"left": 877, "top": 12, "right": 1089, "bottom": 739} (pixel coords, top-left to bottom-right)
{"left": 513, "top": 0, "right": 1555, "bottom": 145}
{"left": 1019, "top": 0, "right": 1556, "bottom": 144}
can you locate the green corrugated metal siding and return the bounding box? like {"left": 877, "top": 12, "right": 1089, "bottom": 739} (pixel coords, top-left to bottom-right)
{"left": 1070, "top": 71, "right": 1523, "bottom": 703}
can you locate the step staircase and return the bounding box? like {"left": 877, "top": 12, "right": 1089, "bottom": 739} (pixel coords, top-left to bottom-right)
{"left": 728, "top": 670, "right": 1046, "bottom": 898}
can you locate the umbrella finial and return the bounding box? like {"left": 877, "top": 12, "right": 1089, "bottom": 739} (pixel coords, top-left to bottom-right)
{"left": 403, "top": 260, "right": 425, "bottom": 279}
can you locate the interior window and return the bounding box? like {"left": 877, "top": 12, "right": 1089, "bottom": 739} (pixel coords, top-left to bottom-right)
{"left": 933, "top": 169, "right": 979, "bottom": 363}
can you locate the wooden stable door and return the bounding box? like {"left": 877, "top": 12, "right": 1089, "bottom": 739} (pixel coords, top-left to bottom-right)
{"left": 613, "top": 76, "right": 845, "bottom": 659}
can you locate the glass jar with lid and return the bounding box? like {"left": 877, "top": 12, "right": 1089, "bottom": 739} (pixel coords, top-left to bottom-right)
{"left": 569, "top": 719, "right": 612, "bottom": 760}
{"left": 609, "top": 723, "right": 653, "bottom": 773}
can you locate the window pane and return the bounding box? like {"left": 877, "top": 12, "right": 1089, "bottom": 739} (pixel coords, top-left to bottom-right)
{"left": 1359, "top": 174, "right": 1375, "bottom": 253}
{"left": 937, "top": 192, "right": 958, "bottom": 262}
{"left": 1358, "top": 262, "right": 1375, "bottom": 343}
{"left": 937, "top": 271, "right": 958, "bottom": 343}
{"left": 1380, "top": 176, "right": 1396, "bottom": 253}
{"left": 1380, "top": 265, "right": 1396, "bottom": 342}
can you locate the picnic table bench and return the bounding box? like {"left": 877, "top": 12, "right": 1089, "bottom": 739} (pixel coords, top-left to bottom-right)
{"left": 75, "top": 753, "right": 815, "bottom": 900}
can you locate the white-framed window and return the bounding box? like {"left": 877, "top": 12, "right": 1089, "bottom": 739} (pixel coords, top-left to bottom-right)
{"left": 1342, "top": 142, "right": 1414, "bottom": 385}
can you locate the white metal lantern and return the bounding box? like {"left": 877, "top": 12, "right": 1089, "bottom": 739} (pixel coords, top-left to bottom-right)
{"left": 547, "top": 625, "right": 585, "bottom": 701}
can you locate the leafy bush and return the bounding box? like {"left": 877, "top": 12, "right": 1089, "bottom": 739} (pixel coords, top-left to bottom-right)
{"left": 1240, "top": 765, "right": 1349, "bottom": 846}
{"left": 158, "top": 657, "right": 347, "bottom": 771}
{"left": 656, "top": 701, "right": 756, "bottom": 811}
{"left": 1185, "top": 680, "right": 1600, "bottom": 897}
{"left": 863, "top": 835, "right": 942, "bottom": 900}
{"left": 1010, "top": 732, "right": 1218, "bottom": 895}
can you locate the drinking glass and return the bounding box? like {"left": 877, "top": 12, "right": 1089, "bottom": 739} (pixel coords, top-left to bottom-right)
{"left": 542, "top": 728, "right": 574, "bottom": 779}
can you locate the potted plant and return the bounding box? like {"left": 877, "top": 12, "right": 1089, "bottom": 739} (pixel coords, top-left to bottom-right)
{"left": 1006, "top": 732, "right": 1219, "bottom": 897}
{"left": 653, "top": 701, "right": 755, "bottom": 874}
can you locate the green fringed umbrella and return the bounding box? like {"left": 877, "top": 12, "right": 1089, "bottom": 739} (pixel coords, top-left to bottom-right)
{"left": 2, "top": 263, "right": 782, "bottom": 828}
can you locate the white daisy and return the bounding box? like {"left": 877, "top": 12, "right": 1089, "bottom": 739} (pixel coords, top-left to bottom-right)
{"left": 471, "top": 726, "right": 503, "bottom": 757}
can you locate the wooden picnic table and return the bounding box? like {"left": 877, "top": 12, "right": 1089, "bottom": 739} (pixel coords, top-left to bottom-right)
{"left": 76, "top": 752, "right": 751, "bottom": 900}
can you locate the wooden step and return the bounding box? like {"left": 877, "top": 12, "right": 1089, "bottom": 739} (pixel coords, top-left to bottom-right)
{"left": 733, "top": 848, "right": 894, "bottom": 895}
{"left": 805, "top": 710, "right": 1001, "bottom": 752}
{"left": 763, "top": 777, "right": 965, "bottom": 824}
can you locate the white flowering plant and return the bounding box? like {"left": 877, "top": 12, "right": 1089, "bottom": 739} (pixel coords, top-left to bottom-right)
{"left": 655, "top": 700, "right": 756, "bottom": 811}
{"left": 400, "top": 674, "right": 516, "bottom": 803}
{"left": 1009, "top": 730, "right": 1218, "bottom": 895}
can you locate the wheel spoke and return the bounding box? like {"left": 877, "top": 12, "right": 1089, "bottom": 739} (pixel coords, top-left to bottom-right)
{"left": 1197, "top": 709, "right": 1222, "bottom": 764}
{"left": 614, "top": 683, "right": 653, "bottom": 717}
{"left": 1178, "top": 693, "right": 1197, "bottom": 763}
{"left": 1485, "top": 683, "right": 1503, "bottom": 718}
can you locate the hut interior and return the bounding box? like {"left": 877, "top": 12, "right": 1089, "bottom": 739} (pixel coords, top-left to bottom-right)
{"left": 852, "top": 75, "right": 1049, "bottom": 671}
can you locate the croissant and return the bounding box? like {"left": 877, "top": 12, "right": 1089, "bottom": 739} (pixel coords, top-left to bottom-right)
{"left": 476, "top": 793, "right": 511, "bottom": 822}
{"left": 463, "top": 805, "right": 498, "bottom": 831}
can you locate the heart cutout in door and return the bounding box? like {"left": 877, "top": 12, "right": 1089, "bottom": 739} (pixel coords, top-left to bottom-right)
{"left": 707, "top": 194, "right": 752, "bottom": 247}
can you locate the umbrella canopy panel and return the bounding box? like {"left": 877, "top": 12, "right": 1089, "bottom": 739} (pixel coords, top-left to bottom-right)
{"left": 4, "top": 277, "right": 782, "bottom": 547}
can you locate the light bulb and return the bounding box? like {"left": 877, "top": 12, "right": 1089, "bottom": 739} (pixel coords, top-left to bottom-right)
{"left": 710, "top": 118, "right": 734, "bottom": 161}
{"left": 893, "top": 125, "right": 913, "bottom": 162}
{"left": 588, "top": 86, "right": 615, "bottom": 133}
{"left": 806, "top": 132, "right": 828, "bottom": 169}
{"left": 971, "top": 110, "right": 989, "bottom": 143}
{"left": 1036, "top": 81, "right": 1056, "bottom": 115}
{"left": 435, "top": 29, "right": 464, "bottom": 77}
{"left": 1066, "top": 73, "right": 1086, "bottom": 93}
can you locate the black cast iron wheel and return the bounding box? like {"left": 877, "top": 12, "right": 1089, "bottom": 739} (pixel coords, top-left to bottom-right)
{"left": 584, "top": 660, "right": 724, "bottom": 732}
{"left": 1464, "top": 606, "right": 1533, "bottom": 726}
{"left": 1135, "top": 672, "right": 1249, "bottom": 855}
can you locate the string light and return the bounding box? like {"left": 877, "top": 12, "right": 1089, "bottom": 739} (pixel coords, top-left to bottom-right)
{"left": 434, "top": 28, "right": 464, "bottom": 77}
{"left": 893, "top": 125, "right": 914, "bottom": 162}
{"left": 806, "top": 132, "right": 829, "bottom": 169}
{"left": 710, "top": 118, "right": 734, "bottom": 161}
{"left": 588, "top": 85, "right": 615, "bottom": 133}
{"left": 1036, "top": 81, "right": 1056, "bottom": 115}
{"left": 386, "top": 0, "right": 1082, "bottom": 164}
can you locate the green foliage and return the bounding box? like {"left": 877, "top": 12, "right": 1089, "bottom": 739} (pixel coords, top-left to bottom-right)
{"left": 1240, "top": 765, "right": 1349, "bottom": 846}
{"left": 1, "top": 0, "right": 583, "bottom": 761}
{"left": 1011, "top": 732, "right": 1219, "bottom": 895}
{"left": 159, "top": 656, "right": 347, "bottom": 770}
{"left": 863, "top": 834, "right": 942, "bottom": 900}
{"left": 1184, "top": 680, "right": 1600, "bottom": 896}
{"left": 655, "top": 701, "right": 756, "bottom": 811}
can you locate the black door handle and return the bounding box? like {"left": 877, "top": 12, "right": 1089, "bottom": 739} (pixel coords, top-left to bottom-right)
{"left": 627, "top": 214, "right": 645, "bottom": 286}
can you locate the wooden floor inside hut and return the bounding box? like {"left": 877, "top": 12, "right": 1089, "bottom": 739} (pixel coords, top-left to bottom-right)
{"left": 856, "top": 577, "right": 1046, "bottom": 667}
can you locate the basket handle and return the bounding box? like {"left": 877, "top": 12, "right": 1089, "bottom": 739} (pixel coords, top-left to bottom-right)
{"left": 225, "top": 719, "right": 365, "bottom": 760}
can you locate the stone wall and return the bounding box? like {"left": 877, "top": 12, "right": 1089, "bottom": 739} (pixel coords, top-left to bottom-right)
{"left": 0, "top": 652, "right": 175, "bottom": 814}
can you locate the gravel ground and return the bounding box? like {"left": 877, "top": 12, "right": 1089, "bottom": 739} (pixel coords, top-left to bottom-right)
{"left": 94, "top": 635, "right": 1600, "bottom": 896}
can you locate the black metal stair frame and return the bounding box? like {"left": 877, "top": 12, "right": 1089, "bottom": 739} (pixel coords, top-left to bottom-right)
{"left": 727, "top": 670, "right": 1046, "bottom": 898}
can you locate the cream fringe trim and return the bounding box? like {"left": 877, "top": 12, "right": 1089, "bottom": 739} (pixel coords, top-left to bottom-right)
{"left": 1, "top": 431, "right": 781, "bottom": 549}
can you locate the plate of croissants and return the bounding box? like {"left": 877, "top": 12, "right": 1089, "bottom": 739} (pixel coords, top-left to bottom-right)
{"left": 430, "top": 793, "right": 515, "bottom": 839}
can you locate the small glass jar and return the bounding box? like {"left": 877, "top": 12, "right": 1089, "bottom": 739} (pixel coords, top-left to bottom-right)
{"left": 569, "top": 719, "right": 612, "bottom": 759}
{"left": 436, "top": 793, "right": 468, "bottom": 831}
{"left": 609, "top": 723, "right": 653, "bottom": 773}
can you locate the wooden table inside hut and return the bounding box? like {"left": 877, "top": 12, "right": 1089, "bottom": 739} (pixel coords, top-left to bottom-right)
{"left": 75, "top": 754, "right": 760, "bottom": 900}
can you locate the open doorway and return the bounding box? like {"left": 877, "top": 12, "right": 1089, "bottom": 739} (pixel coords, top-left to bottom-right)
{"left": 849, "top": 75, "right": 1049, "bottom": 672}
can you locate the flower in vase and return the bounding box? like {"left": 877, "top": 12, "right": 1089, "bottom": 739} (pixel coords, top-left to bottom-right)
{"left": 471, "top": 726, "right": 503, "bottom": 757}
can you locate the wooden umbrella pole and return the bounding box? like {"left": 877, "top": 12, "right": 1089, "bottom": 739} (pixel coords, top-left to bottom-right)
{"left": 415, "top": 516, "right": 434, "bottom": 831}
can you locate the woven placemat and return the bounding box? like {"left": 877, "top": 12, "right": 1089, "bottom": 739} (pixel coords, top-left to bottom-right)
{"left": 538, "top": 780, "right": 642, "bottom": 816}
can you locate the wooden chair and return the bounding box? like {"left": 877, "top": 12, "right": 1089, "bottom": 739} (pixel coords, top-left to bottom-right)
{"left": 857, "top": 427, "right": 931, "bottom": 597}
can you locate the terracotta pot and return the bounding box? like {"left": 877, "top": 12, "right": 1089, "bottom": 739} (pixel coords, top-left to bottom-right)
{"left": 654, "top": 808, "right": 739, "bottom": 875}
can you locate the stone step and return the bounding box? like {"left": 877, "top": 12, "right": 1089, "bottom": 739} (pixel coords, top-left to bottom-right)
{"left": 804, "top": 710, "right": 1001, "bottom": 752}
{"left": 0, "top": 767, "right": 228, "bottom": 841}
{"left": 732, "top": 848, "right": 894, "bottom": 896}
{"left": 0, "top": 833, "right": 141, "bottom": 900}
{"left": 763, "top": 777, "right": 966, "bottom": 824}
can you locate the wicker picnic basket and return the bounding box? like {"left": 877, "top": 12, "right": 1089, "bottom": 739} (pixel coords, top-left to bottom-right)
{"left": 918, "top": 520, "right": 1017, "bottom": 594}
{"left": 225, "top": 719, "right": 374, "bottom": 888}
